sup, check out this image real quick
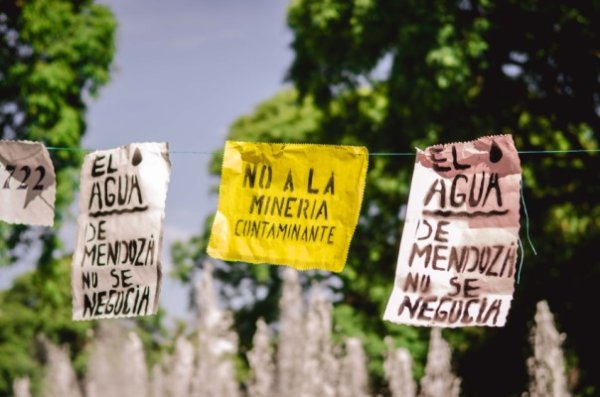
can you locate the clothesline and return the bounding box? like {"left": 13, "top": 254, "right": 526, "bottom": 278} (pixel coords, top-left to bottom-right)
{"left": 46, "top": 146, "right": 600, "bottom": 156}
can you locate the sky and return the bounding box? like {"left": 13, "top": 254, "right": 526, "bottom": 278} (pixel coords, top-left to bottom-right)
{"left": 87, "top": 0, "right": 294, "bottom": 321}
{"left": 0, "top": 0, "right": 294, "bottom": 322}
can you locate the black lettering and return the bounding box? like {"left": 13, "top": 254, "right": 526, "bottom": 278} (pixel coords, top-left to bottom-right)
{"left": 117, "top": 174, "right": 129, "bottom": 205}
{"left": 3, "top": 165, "right": 15, "bottom": 189}
{"left": 284, "top": 170, "right": 294, "bottom": 192}
{"left": 424, "top": 179, "right": 446, "bottom": 208}
{"left": 434, "top": 297, "right": 452, "bottom": 321}
{"left": 250, "top": 195, "right": 264, "bottom": 214}
{"left": 135, "top": 238, "right": 146, "bottom": 266}
{"left": 403, "top": 272, "right": 421, "bottom": 293}
{"left": 235, "top": 219, "right": 243, "bottom": 236}
{"left": 483, "top": 173, "right": 503, "bottom": 207}
{"left": 33, "top": 166, "right": 45, "bottom": 190}
{"left": 486, "top": 245, "right": 504, "bottom": 276}
{"left": 448, "top": 246, "right": 469, "bottom": 273}
{"left": 450, "top": 175, "right": 467, "bottom": 207}
{"left": 432, "top": 245, "right": 448, "bottom": 270}
{"left": 503, "top": 243, "right": 517, "bottom": 278}
{"left": 96, "top": 243, "right": 106, "bottom": 266}
{"left": 94, "top": 291, "right": 107, "bottom": 315}
{"left": 315, "top": 200, "right": 328, "bottom": 220}
{"left": 82, "top": 244, "right": 97, "bottom": 267}
{"left": 82, "top": 272, "right": 98, "bottom": 289}
{"left": 465, "top": 247, "right": 480, "bottom": 272}
{"left": 128, "top": 175, "right": 143, "bottom": 205}
{"left": 324, "top": 172, "right": 334, "bottom": 194}
{"left": 417, "top": 297, "right": 436, "bottom": 321}
{"left": 104, "top": 177, "right": 116, "bottom": 206}
{"left": 271, "top": 197, "right": 284, "bottom": 216}
{"left": 477, "top": 247, "right": 491, "bottom": 273}
{"left": 121, "top": 270, "right": 133, "bottom": 288}
{"left": 110, "top": 269, "right": 120, "bottom": 287}
{"left": 448, "top": 300, "right": 463, "bottom": 324}
{"left": 464, "top": 278, "right": 480, "bottom": 298}
{"left": 135, "top": 287, "right": 150, "bottom": 315}
{"left": 243, "top": 163, "right": 257, "bottom": 188}
{"left": 17, "top": 165, "right": 30, "bottom": 189}
{"left": 83, "top": 293, "right": 96, "bottom": 317}
{"left": 307, "top": 168, "right": 319, "bottom": 194}
{"left": 469, "top": 172, "right": 485, "bottom": 206}
{"left": 97, "top": 220, "right": 107, "bottom": 240}
{"left": 397, "top": 296, "right": 421, "bottom": 318}
{"left": 110, "top": 269, "right": 119, "bottom": 288}
{"left": 448, "top": 276, "right": 461, "bottom": 297}
{"left": 146, "top": 236, "right": 155, "bottom": 266}
{"left": 88, "top": 182, "right": 102, "bottom": 210}
{"left": 461, "top": 299, "right": 477, "bottom": 323}
{"left": 452, "top": 145, "right": 470, "bottom": 170}
{"left": 124, "top": 289, "right": 134, "bottom": 314}
{"left": 416, "top": 219, "right": 433, "bottom": 240}
{"left": 107, "top": 154, "right": 117, "bottom": 174}
{"left": 327, "top": 226, "right": 335, "bottom": 244}
{"left": 91, "top": 155, "right": 106, "bottom": 177}
{"left": 430, "top": 147, "right": 450, "bottom": 172}
{"left": 434, "top": 221, "right": 450, "bottom": 242}
{"left": 409, "top": 243, "right": 432, "bottom": 268}
{"left": 483, "top": 299, "right": 502, "bottom": 325}
{"left": 476, "top": 298, "right": 488, "bottom": 323}
{"left": 284, "top": 198, "right": 297, "bottom": 217}
{"left": 259, "top": 165, "right": 272, "bottom": 188}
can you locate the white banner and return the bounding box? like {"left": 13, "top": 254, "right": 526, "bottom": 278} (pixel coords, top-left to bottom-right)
{"left": 72, "top": 142, "right": 171, "bottom": 320}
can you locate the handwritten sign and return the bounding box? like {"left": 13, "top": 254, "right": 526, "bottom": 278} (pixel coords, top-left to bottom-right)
{"left": 383, "top": 135, "right": 521, "bottom": 327}
{"left": 207, "top": 141, "right": 368, "bottom": 272}
{"left": 71, "top": 143, "right": 171, "bottom": 320}
{"left": 0, "top": 140, "right": 55, "bottom": 226}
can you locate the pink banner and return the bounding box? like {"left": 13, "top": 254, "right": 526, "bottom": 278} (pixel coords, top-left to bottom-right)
{"left": 384, "top": 135, "right": 521, "bottom": 327}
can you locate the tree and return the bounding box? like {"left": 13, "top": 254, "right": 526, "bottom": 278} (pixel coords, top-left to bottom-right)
{"left": 174, "top": 1, "right": 599, "bottom": 395}
{"left": 0, "top": 1, "right": 116, "bottom": 395}
{"left": 0, "top": 257, "right": 92, "bottom": 396}
{"left": 0, "top": 0, "right": 116, "bottom": 264}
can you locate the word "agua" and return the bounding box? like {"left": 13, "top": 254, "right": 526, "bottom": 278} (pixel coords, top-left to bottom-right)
{"left": 88, "top": 153, "right": 144, "bottom": 212}
{"left": 423, "top": 145, "right": 504, "bottom": 210}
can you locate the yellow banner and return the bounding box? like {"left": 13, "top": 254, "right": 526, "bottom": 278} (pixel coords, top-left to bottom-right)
{"left": 207, "top": 141, "right": 369, "bottom": 272}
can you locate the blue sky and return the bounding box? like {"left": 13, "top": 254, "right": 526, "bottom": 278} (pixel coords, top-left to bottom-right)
{"left": 0, "top": 0, "right": 293, "bottom": 321}
{"left": 86, "top": 0, "right": 293, "bottom": 320}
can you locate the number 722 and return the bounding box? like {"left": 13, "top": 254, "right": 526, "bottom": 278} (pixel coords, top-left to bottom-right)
{"left": 2, "top": 165, "right": 46, "bottom": 190}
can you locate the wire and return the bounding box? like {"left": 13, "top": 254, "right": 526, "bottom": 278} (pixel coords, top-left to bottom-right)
{"left": 45, "top": 146, "right": 600, "bottom": 156}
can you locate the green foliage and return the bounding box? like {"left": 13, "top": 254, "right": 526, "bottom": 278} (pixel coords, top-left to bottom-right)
{"left": 174, "top": 1, "right": 599, "bottom": 395}
{"left": 0, "top": 0, "right": 116, "bottom": 264}
{"left": 0, "top": 257, "right": 93, "bottom": 396}
{"left": 0, "top": 261, "right": 167, "bottom": 397}
{"left": 0, "top": 1, "right": 116, "bottom": 395}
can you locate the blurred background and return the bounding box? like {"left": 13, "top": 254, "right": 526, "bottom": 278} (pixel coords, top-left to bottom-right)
{"left": 0, "top": 0, "right": 598, "bottom": 396}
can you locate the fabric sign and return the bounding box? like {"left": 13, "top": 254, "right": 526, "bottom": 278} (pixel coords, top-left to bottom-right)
{"left": 208, "top": 141, "right": 368, "bottom": 272}
{"left": 0, "top": 140, "right": 55, "bottom": 226}
{"left": 72, "top": 142, "right": 171, "bottom": 320}
{"left": 383, "top": 135, "right": 521, "bottom": 327}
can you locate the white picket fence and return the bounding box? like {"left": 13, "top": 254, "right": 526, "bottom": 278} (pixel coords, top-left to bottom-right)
{"left": 13, "top": 267, "right": 570, "bottom": 397}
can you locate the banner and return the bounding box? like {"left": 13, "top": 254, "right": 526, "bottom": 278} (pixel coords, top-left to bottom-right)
{"left": 0, "top": 140, "right": 55, "bottom": 226}
{"left": 207, "top": 141, "right": 368, "bottom": 272}
{"left": 383, "top": 135, "right": 521, "bottom": 327}
{"left": 72, "top": 143, "right": 171, "bottom": 320}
